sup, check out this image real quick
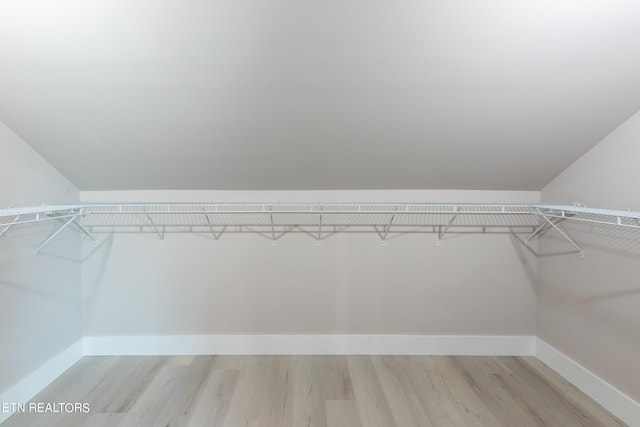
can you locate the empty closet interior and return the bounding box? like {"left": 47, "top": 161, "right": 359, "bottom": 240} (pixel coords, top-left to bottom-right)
{"left": 1, "top": 1, "right": 640, "bottom": 425}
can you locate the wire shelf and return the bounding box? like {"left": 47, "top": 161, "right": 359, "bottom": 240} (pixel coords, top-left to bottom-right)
{"left": 2, "top": 202, "right": 640, "bottom": 256}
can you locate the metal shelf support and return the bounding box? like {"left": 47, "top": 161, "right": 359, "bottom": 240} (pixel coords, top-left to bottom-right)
{"left": 34, "top": 211, "right": 83, "bottom": 257}
{"left": 317, "top": 208, "right": 323, "bottom": 246}
{"left": 144, "top": 209, "right": 165, "bottom": 246}
{"left": 204, "top": 213, "right": 224, "bottom": 246}
{"left": 525, "top": 221, "right": 551, "bottom": 246}
{"left": 535, "top": 209, "right": 584, "bottom": 257}
{"left": 380, "top": 208, "right": 398, "bottom": 246}
{"left": 270, "top": 209, "right": 276, "bottom": 246}
{"left": 68, "top": 215, "right": 97, "bottom": 244}
{"left": 0, "top": 215, "right": 21, "bottom": 240}
{"left": 437, "top": 206, "right": 460, "bottom": 246}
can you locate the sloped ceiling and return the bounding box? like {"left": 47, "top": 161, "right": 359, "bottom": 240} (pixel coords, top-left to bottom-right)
{"left": 1, "top": 0, "right": 640, "bottom": 191}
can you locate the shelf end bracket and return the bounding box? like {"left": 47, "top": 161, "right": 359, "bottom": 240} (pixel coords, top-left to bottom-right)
{"left": 204, "top": 212, "right": 225, "bottom": 246}
{"left": 144, "top": 209, "right": 164, "bottom": 245}
{"left": 437, "top": 206, "right": 460, "bottom": 246}
{"left": 381, "top": 208, "right": 398, "bottom": 246}
{"left": 317, "top": 208, "right": 323, "bottom": 246}
{"left": 270, "top": 209, "right": 276, "bottom": 246}
{"left": 34, "top": 211, "right": 83, "bottom": 257}
{"left": 536, "top": 209, "right": 584, "bottom": 257}
{"left": 524, "top": 221, "right": 550, "bottom": 247}
{"left": 72, "top": 216, "right": 97, "bottom": 244}
{"left": 0, "top": 215, "right": 21, "bottom": 240}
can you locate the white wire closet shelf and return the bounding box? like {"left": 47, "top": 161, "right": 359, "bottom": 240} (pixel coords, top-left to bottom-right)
{"left": 2, "top": 202, "right": 640, "bottom": 257}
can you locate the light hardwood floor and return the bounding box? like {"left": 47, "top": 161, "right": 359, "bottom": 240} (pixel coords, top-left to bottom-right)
{"left": 2, "top": 355, "right": 624, "bottom": 427}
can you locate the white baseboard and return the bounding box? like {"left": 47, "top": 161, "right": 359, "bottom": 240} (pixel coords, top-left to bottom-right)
{"left": 0, "top": 339, "right": 84, "bottom": 425}
{"left": 83, "top": 334, "right": 535, "bottom": 356}
{"left": 535, "top": 338, "right": 640, "bottom": 426}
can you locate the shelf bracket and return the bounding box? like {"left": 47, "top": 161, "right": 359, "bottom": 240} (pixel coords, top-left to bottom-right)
{"left": 144, "top": 209, "right": 164, "bottom": 245}
{"left": 317, "top": 207, "right": 323, "bottom": 246}
{"left": 536, "top": 209, "right": 584, "bottom": 257}
{"left": 46, "top": 210, "right": 97, "bottom": 243}
{"left": 524, "top": 221, "right": 551, "bottom": 246}
{"left": 381, "top": 208, "right": 398, "bottom": 246}
{"left": 437, "top": 206, "right": 460, "bottom": 246}
{"left": 270, "top": 209, "right": 276, "bottom": 246}
{"left": 204, "top": 213, "right": 225, "bottom": 246}
{"left": 0, "top": 215, "right": 21, "bottom": 240}
{"left": 34, "top": 211, "right": 83, "bottom": 257}
{"left": 71, "top": 217, "right": 97, "bottom": 244}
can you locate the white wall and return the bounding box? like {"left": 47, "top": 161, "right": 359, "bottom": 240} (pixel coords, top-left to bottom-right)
{"left": 540, "top": 109, "right": 640, "bottom": 402}
{"left": 0, "top": 121, "right": 81, "bottom": 395}
{"left": 81, "top": 190, "right": 538, "bottom": 337}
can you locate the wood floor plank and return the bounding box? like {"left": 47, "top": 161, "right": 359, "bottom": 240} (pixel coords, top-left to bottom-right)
{"left": 518, "top": 357, "right": 627, "bottom": 427}
{"left": 186, "top": 367, "right": 238, "bottom": 427}
{"left": 95, "top": 356, "right": 168, "bottom": 414}
{"left": 495, "top": 356, "right": 624, "bottom": 427}
{"left": 280, "top": 356, "right": 323, "bottom": 427}
{"left": 36, "top": 356, "right": 118, "bottom": 405}
{"left": 1, "top": 355, "right": 625, "bottom": 427}
{"left": 450, "top": 356, "right": 545, "bottom": 426}
{"left": 132, "top": 356, "right": 214, "bottom": 427}
{"left": 221, "top": 356, "right": 289, "bottom": 426}
{"left": 170, "top": 355, "right": 196, "bottom": 366}
{"left": 312, "top": 355, "right": 355, "bottom": 401}
{"left": 346, "top": 356, "right": 398, "bottom": 427}
{"left": 249, "top": 356, "right": 290, "bottom": 426}
{"left": 415, "top": 356, "right": 502, "bottom": 427}
{"left": 325, "top": 400, "right": 363, "bottom": 427}
{"left": 60, "top": 413, "right": 127, "bottom": 427}
{"left": 371, "top": 355, "right": 434, "bottom": 427}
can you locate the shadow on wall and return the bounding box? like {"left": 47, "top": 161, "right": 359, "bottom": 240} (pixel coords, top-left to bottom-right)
{"left": 0, "top": 222, "right": 83, "bottom": 336}
{"left": 0, "top": 278, "right": 76, "bottom": 306}
{"left": 0, "top": 221, "right": 81, "bottom": 288}
{"left": 539, "top": 220, "right": 640, "bottom": 260}
{"left": 0, "top": 221, "right": 61, "bottom": 252}
{"left": 81, "top": 234, "right": 114, "bottom": 313}
{"left": 509, "top": 228, "right": 580, "bottom": 258}
{"left": 539, "top": 221, "right": 640, "bottom": 333}
{"left": 0, "top": 220, "right": 85, "bottom": 261}
{"left": 509, "top": 231, "right": 538, "bottom": 292}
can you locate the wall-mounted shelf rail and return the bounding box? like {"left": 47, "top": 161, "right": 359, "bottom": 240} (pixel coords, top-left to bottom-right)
{"left": 1, "top": 202, "right": 639, "bottom": 256}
